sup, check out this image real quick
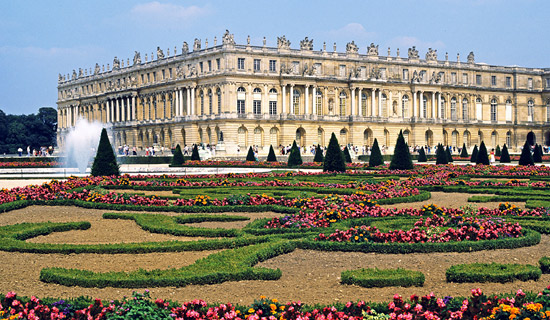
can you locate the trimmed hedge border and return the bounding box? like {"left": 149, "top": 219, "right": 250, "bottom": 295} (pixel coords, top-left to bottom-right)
{"left": 540, "top": 257, "right": 550, "bottom": 273}
{"left": 341, "top": 268, "right": 425, "bottom": 288}
{"left": 446, "top": 263, "right": 541, "bottom": 283}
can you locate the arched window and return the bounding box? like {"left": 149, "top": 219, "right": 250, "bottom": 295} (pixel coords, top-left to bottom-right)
{"left": 292, "top": 89, "right": 300, "bottom": 115}
{"left": 475, "top": 98, "right": 482, "bottom": 121}
{"left": 216, "top": 89, "right": 221, "bottom": 114}
{"left": 208, "top": 89, "right": 213, "bottom": 115}
{"left": 339, "top": 91, "right": 347, "bottom": 116}
{"left": 316, "top": 89, "right": 323, "bottom": 116}
{"left": 402, "top": 95, "right": 409, "bottom": 118}
{"left": 463, "top": 131, "right": 471, "bottom": 148}
{"left": 506, "top": 131, "right": 511, "bottom": 147}
{"left": 462, "top": 98, "right": 469, "bottom": 121}
{"left": 269, "top": 88, "right": 277, "bottom": 115}
{"left": 237, "top": 87, "right": 245, "bottom": 114}
{"left": 253, "top": 88, "right": 262, "bottom": 115}
{"left": 491, "top": 131, "right": 498, "bottom": 147}
{"left": 491, "top": 99, "right": 497, "bottom": 122}
{"left": 450, "top": 97, "right": 457, "bottom": 121}
{"left": 505, "top": 99, "right": 512, "bottom": 122}
{"left": 528, "top": 100, "right": 534, "bottom": 122}
{"left": 200, "top": 91, "right": 204, "bottom": 115}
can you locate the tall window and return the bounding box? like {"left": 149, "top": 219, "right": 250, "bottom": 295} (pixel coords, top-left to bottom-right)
{"left": 451, "top": 73, "right": 457, "bottom": 84}
{"left": 528, "top": 100, "right": 534, "bottom": 121}
{"left": 462, "top": 73, "right": 468, "bottom": 85}
{"left": 361, "top": 93, "right": 367, "bottom": 116}
{"left": 506, "top": 77, "right": 511, "bottom": 88}
{"left": 476, "top": 75, "right": 482, "bottom": 85}
{"left": 476, "top": 98, "right": 482, "bottom": 120}
{"left": 491, "top": 99, "right": 497, "bottom": 121}
{"left": 450, "top": 97, "right": 457, "bottom": 121}
{"left": 505, "top": 99, "right": 512, "bottom": 122}
{"left": 339, "top": 65, "right": 346, "bottom": 77}
{"left": 237, "top": 58, "right": 245, "bottom": 70}
{"left": 200, "top": 91, "right": 204, "bottom": 115}
{"left": 253, "top": 59, "right": 261, "bottom": 72}
{"left": 208, "top": 90, "right": 213, "bottom": 114}
{"left": 237, "top": 87, "right": 245, "bottom": 114}
{"left": 528, "top": 78, "right": 533, "bottom": 90}
{"left": 440, "top": 98, "right": 446, "bottom": 119}
{"left": 217, "top": 89, "right": 221, "bottom": 114}
{"left": 506, "top": 131, "right": 511, "bottom": 147}
{"left": 339, "top": 91, "right": 347, "bottom": 116}
{"left": 253, "top": 88, "right": 261, "bottom": 114}
{"left": 216, "top": 58, "right": 221, "bottom": 70}
{"left": 491, "top": 76, "right": 497, "bottom": 86}
{"left": 269, "top": 60, "right": 276, "bottom": 72}
{"left": 269, "top": 88, "right": 277, "bottom": 115}
{"left": 316, "top": 90, "right": 323, "bottom": 116}
{"left": 547, "top": 99, "right": 550, "bottom": 122}
{"left": 422, "top": 96, "right": 427, "bottom": 118}
{"left": 402, "top": 95, "right": 409, "bottom": 118}
{"left": 382, "top": 94, "right": 387, "bottom": 117}
{"left": 402, "top": 69, "right": 409, "bottom": 81}
{"left": 462, "top": 98, "right": 469, "bottom": 121}
{"left": 292, "top": 89, "right": 300, "bottom": 114}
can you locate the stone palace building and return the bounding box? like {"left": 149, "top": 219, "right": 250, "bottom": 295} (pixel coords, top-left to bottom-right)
{"left": 57, "top": 30, "right": 550, "bottom": 155}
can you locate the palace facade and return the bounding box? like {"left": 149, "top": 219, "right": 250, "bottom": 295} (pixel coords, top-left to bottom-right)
{"left": 57, "top": 31, "right": 550, "bottom": 155}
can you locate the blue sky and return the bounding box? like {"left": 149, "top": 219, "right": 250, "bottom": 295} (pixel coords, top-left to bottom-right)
{"left": 0, "top": 0, "right": 547, "bottom": 115}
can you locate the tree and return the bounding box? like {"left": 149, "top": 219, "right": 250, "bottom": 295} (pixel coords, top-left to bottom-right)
{"left": 323, "top": 133, "right": 346, "bottom": 172}
{"left": 287, "top": 140, "right": 303, "bottom": 167}
{"left": 417, "top": 146, "right": 427, "bottom": 163}
{"left": 460, "top": 143, "right": 469, "bottom": 158}
{"left": 470, "top": 145, "right": 479, "bottom": 163}
{"left": 266, "top": 145, "right": 277, "bottom": 162}
{"left": 343, "top": 146, "right": 352, "bottom": 163}
{"left": 369, "top": 138, "right": 384, "bottom": 167}
{"left": 436, "top": 144, "right": 448, "bottom": 165}
{"left": 246, "top": 146, "right": 256, "bottom": 161}
{"left": 445, "top": 146, "right": 453, "bottom": 163}
{"left": 389, "top": 130, "right": 413, "bottom": 170}
{"left": 500, "top": 144, "right": 511, "bottom": 163}
{"left": 476, "top": 141, "right": 490, "bottom": 165}
{"left": 170, "top": 144, "right": 185, "bottom": 167}
{"left": 533, "top": 144, "right": 543, "bottom": 163}
{"left": 91, "top": 128, "right": 119, "bottom": 176}
{"left": 191, "top": 144, "right": 200, "bottom": 161}
{"left": 495, "top": 145, "right": 501, "bottom": 157}
{"left": 518, "top": 140, "right": 534, "bottom": 166}
{"left": 313, "top": 144, "right": 324, "bottom": 163}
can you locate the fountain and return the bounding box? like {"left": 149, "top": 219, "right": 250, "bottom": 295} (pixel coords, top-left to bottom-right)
{"left": 64, "top": 119, "right": 107, "bottom": 173}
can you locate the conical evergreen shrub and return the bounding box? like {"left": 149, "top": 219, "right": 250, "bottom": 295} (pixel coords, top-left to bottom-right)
{"left": 476, "top": 141, "right": 490, "bottom": 165}
{"left": 436, "top": 144, "right": 448, "bottom": 165}
{"left": 500, "top": 144, "right": 511, "bottom": 163}
{"left": 533, "top": 144, "right": 543, "bottom": 163}
{"left": 343, "top": 146, "right": 352, "bottom": 163}
{"left": 323, "top": 133, "right": 346, "bottom": 172}
{"left": 91, "top": 128, "right": 119, "bottom": 177}
{"left": 518, "top": 140, "right": 534, "bottom": 166}
{"left": 445, "top": 146, "right": 453, "bottom": 163}
{"left": 313, "top": 145, "right": 324, "bottom": 163}
{"left": 170, "top": 144, "right": 185, "bottom": 167}
{"left": 470, "top": 145, "right": 479, "bottom": 163}
{"left": 417, "top": 146, "right": 427, "bottom": 163}
{"left": 266, "top": 145, "right": 277, "bottom": 162}
{"left": 460, "top": 143, "right": 469, "bottom": 158}
{"left": 495, "top": 145, "right": 501, "bottom": 157}
{"left": 369, "top": 138, "right": 384, "bottom": 167}
{"left": 287, "top": 140, "right": 303, "bottom": 167}
{"left": 246, "top": 146, "right": 256, "bottom": 161}
{"left": 389, "top": 130, "right": 413, "bottom": 170}
{"left": 191, "top": 144, "right": 200, "bottom": 161}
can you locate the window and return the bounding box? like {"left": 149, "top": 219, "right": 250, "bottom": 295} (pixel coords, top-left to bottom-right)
{"left": 253, "top": 59, "right": 261, "bottom": 72}
{"left": 422, "top": 96, "right": 427, "bottom": 118}
{"left": 147, "top": 73, "right": 150, "bottom": 82}
{"left": 505, "top": 99, "right": 512, "bottom": 122}
{"left": 339, "top": 91, "right": 347, "bottom": 116}
{"left": 169, "top": 68, "right": 172, "bottom": 78}
{"left": 528, "top": 100, "right": 534, "bottom": 121}
{"left": 450, "top": 97, "right": 457, "bottom": 120}
{"left": 253, "top": 88, "right": 261, "bottom": 114}
{"left": 153, "top": 72, "right": 156, "bottom": 82}
{"left": 476, "top": 75, "right": 482, "bottom": 85}
{"left": 403, "top": 69, "right": 409, "bottom": 81}
{"left": 316, "top": 90, "right": 323, "bottom": 116}
{"left": 462, "top": 98, "right": 469, "bottom": 120}
{"left": 292, "top": 61, "right": 299, "bottom": 74}
{"left": 506, "top": 77, "right": 511, "bottom": 88}
{"left": 440, "top": 98, "right": 446, "bottom": 118}
{"left": 420, "top": 71, "right": 426, "bottom": 82}
{"left": 292, "top": 90, "right": 300, "bottom": 114}
{"left": 476, "top": 98, "right": 482, "bottom": 120}
{"left": 162, "top": 69, "right": 165, "bottom": 79}
{"left": 547, "top": 100, "right": 550, "bottom": 122}
{"left": 547, "top": 78, "right": 550, "bottom": 88}
{"left": 506, "top": 131, "right": 511, "bottom": 147}
{"left": 314, "top": 63, "right": 322, "bottom": 76}
{"left": 462, "top": 73, "right": 468, "bottom": 85}
{"left": 208, "top": 60, "right": 212, "bottom": 72}
{"left": 402, "top": 95, "right": 409, "bottom": 118}
{"left": 361, "top": 93, "right": 367, "bottom": 116}
{"left": 217, "top": 89, "right": 221, "bottom": 114}
{"left": 382, "top": 94, "right": 387, "bottom": 117}
{"left": 237, "top": 87, "right": 245, "bottom": 114}
{"left": 208, "top": 90, "right": 213, "bottom": 114}
{"left": 237, "top": 58, "right": 245, "bottom": 70}
{"left": 528, "top": 78, "right": 533, "bottom": 90}
{"left": 216, "top": 58, "right": 221, "bottom": 70}
{"left": 200, "top": 91, "right": 204, "bottom": 115}
{"left": 491, "top": 99, "right": 497, "bottom": 121}
{"left": 491, "top": 76, "right": 496, "bottom": 86}
{"left": 199, "top": 62, "right": 203, "bottom": 73}
{"left": 269, "top": 88, "right": 277, "bottom": 115}
{"left": 451, "top": 72, "right": 457, "bottom": 84}
{"left": 269, "top": 60, "right": 276, "bottom": 72}
{"left": 380, "top": 68, "right": 387, "bottom": 80}
{"left": 339, "top": 65, "right": 346, "bottom": 77}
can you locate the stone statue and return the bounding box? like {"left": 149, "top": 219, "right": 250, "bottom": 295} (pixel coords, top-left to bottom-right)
{"left": 176, "top": 65, "right": 184, "bottom": 78}
{"left": 445, "top": 52, "right": 449, "bottom": 61}
{"left": 370, "top": 67, "right": 381, "bottom": 79}
{"left": 78, "top": 68, "right": 83, "bottom": 77}
{"left": 263, "top": 37, "right": 266, "bottom": 46}
{"left": 58, "top": 73, "right": 63, "bottom": 82}
{"left": 467, "top": 51, "right": 475, "bottom": 63}
{"left": 157, "top": 47, "right": 165, "bottom": 59}
{"left": 300, "top": 37, "right": 314, "bottom": 50}
{"left": 367, "top": 43, "right": 378, "bottom": 56}
{"left": 411, "top": 70, "right": 419, "bottom": 83}
{"left": 279, "top": 62, "right": 292, "bottom": 74}
{"left": 113, "top": 56, "right": 120, "bottom": 70}
{"left": 457, "top": 53, "right": 460, "bottom": 62}
{"left": 205, "top": 39, "right": 208, "bottom": 48}
{"left": 182, "top": 42, "right": 189, "bottom": 54}
{"left": 213, "top": 37, "right": 217, "bottom": 46}
{"left": 277, "top": 35, "right": 291, "bottom": 50}
{"left": 130, "top": 76, "right": 137, "bottom": 87}
{"left": 222, "top": 30, "right": 235, "bottom": 45}
{"left": 189, "top": 65, "right": 196, "bottom": 77}
{"left": 323, "top": 42, "right": 326, "bottom": 51}
{"left": 333, "top": 42, "right": 337, "bottom": 52}
{"left": 425, "top": 48, "right": 437, "bottom": 61}
{"left": 133, "top": 51, "right": 141, "bottom": 65}
{"left": 346, "top": 41, "right": 358, "bottom": 54}
{"left": 167, "top": 48, "right": 170, "bottom": 56}
{"left": 94, "top": 63, "right": 100, "bottom": 75}
{"left": 193, "top": 38, "right": 201, "bottom": 51}
{"left": 247, "top": 35, "right": 250, "bottom": 45}
{"left": 396, "top": 48, "right": 400, "bottom": 57}
{"left": 408, "top": 46, "right": 419, "bottom": 59}
{"left": 387, "top": 47, "right": 391, "bottom": 56}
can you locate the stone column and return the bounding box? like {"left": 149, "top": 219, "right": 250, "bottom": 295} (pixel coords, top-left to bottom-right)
{"left": 175, "top": 89, "right": 180, "bottom": 117}
{"left": 132, "top": 96, "right": 136, "bottom": 120}
{"left": 282, "top": 85, "right": 286, "bottom": 113}
{"left": 431, "top": 92, "right": 436, "bottom": 119}
{"left": 413, "top": 91, "right": 418, "bottom": 118}
{"left": 324, "top": 87, "right": 328, "bottom": 116}
{"left": 437, "top": 92, "right": 441, "bottom": 119}
{"left": 305, "top": 85, "right": 310, "bottom": 115}
{"left": 246, "top": 84, "right": 252, "bottom": 114}
{"left": 116, "top": 98, "right": 120, "bottom": 122}
{"left": 263, "top": 84, "right": 268, "bottom": 114}
{"left": 351, "top": 88, "right": 356, "bottom": 116}
{"left": 371, "top": 88, "right": 376, "bottom": 117}
{"left": 106, "top": 101, "right": 110, "bottom": 123}
{"left": 186, "top": 88, "right": 190, "bottom": 115}
{"left": 179, "top": 89, "right": 184, "bottom": 116}
{"left": 290, "top": 84, "right": 295, "bottom": 114}
{"left": 312, "top": 86, "right": 317, "bottom": 115}
{"left": 126, "top": 97, "right": 131, "bottom": 121}
{"left": 358, "top": 88, "right": 363, "bottom": 116}
{"left": 191, "top": 87, "right": 195, "bottom": 115}
{"left": 420, "top": 91, "right": 425, "bottom": 118}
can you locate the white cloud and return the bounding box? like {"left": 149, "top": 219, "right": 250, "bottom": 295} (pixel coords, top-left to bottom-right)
{"left": 328, "top": 23, "right": 376, "bottom": 42}
{"left": 130, "top": 2, "right": 210, "bottom": 23}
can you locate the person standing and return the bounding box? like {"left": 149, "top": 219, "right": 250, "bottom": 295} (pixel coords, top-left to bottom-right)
{"left": 17, "top": 147, "right": 23, "bottom": 157}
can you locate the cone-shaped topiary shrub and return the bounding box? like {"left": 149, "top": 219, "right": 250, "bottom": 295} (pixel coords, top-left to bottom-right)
{"left": 287, "top": 140, "right": 303, "bottom": 167}
{"left": 313, "top": 144, "right": 324, "bottom": 163}
{"left": 470, "top": 145, "right": 478, "bottom": 163}
{"left": 323, "top": 133, "right": 346, "bottom": 172}
{"left": 266, "top": 145, "right": 277, "bottom": 162}
{"left": 343, "top": 146, "right": 352, "bottom": 163}
{"left": 246, "top": 146, "right": 256, "bottom": 161}
{"left": 519, "top": 140, "right": 534, "bottom": 166}
{"left": 369, "top": 138, "right": 384, "bottom": 167}
{"left": 500, "top": 144, "right": 511, "bottom": 163}
{"left": 191, "top": 144, "right": 200, "bottom": 161}
{"left": 495, "top": 145, "right": 501, "bottom": 157}
{"left": 436, "top": 144, "right": 448, "bottom": 165}
{"left": 460, "top": 143, "right": 469, "bottom": 158}
{"left": 417, "top": 146, "right": 427, "bottom": 163}
{"left": 170, "top": 144, "right": 185, "bottom": 167}
{"left": 533, "top": 144, "right": 543, "bottom": 163}
{"left": 445, "top": 146, "right": 453, "bottom": 163}
{"left": 389, "top": 130, "right": 413, "bottom": 170}
{"left": 476, "top": 141, "right": 490, "bottom": 165}
{"left": 91, "top": 128, "right": 119, "bottom": 176}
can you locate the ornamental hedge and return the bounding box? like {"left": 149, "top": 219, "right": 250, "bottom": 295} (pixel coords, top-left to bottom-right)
{"left": 341, "top": 268, "right": 425, "bottom": 288}
{"left": 446, "top": 263, "right": 541, "bottom": 283}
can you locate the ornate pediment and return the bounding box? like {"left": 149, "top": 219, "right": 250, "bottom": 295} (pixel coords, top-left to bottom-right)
{"left": 300, "top": 37, "right": 313, "bottom": 50}
{"left": 408, "top": 46, "right": 419, "bottom": 59}
{"left": 277, "top": 35, "right": 291, "bottom": 50}
{"left": 367, "top": 43, "right": 378, "bottom": 56}
{"left": 222, "top": 30, "right": 235, "bottom": 46}
{"left": 425, "top": 48, "right": 437, "bottom": 62}
{"left": 346, "top": 41, "right": 358, "bottom": 54}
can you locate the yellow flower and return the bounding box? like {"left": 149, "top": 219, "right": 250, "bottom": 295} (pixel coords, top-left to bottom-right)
{"left": 270, "top": 304, "right": 277, "bottom": 311}
{"left": 260, "top": 295, "right": 266, "bottom": 299}
{"left": 272, "top": 299, "right": 278, "bottom": 303}
{"left": 248, "top": 308, "right": 255, "bottom": 313}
